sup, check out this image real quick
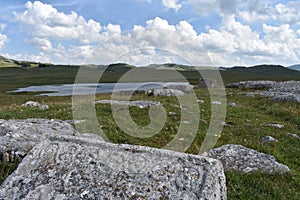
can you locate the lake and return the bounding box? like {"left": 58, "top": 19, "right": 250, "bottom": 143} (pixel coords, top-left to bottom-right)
{"left": 9, "top": 82, "right": 190, "bottom": 96}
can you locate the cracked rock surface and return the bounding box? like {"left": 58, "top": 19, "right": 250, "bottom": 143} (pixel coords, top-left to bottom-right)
{"left": 207, "top": 144, "right": 290, "bottom": 174}
{"left": 1, "top": 135, "right": 227, "bottom": 200}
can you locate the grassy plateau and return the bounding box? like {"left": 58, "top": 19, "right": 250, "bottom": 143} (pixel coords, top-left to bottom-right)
{"left": 0, "top": 65, "right": 299, "bottom": 199}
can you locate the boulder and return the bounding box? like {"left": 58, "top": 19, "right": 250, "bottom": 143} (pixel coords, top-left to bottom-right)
{"left": 21, "top": 101, "right": 49, "bottom": 111}
{"left": 0, "top": 119, "right": 78, "bottom": 162}
{"left": 21, "top": 101, "right": 40, "bottom": 107}
{"left": 0, "top": 135, "right": 227, "bottom": 199}
{"left": 206, "top": 144, "right": 290, "bottom": 174}
{"left": 150, "top": 88, "right": 185, "bottom": 97}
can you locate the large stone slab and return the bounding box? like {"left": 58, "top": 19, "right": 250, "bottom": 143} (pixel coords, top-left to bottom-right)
{"left": 1, "top": 135, "right": 227, "bottom": 199}
{"left": 206, "top": 144, "right": 290, "bottom": 174}
{"left": 0, "top": 119, "right": 79, "bottom": 162}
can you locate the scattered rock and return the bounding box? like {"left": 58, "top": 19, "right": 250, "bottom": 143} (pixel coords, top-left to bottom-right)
{"left": 227, "top": 81, "right": 300, "bottom": 103}
{"left": 211, "top": 101, "right": 222, "bottom": 105}
{"left": 286, "top": 133, "right": 300, "bottom": 139}
{"left": 261, "top": 136, "right": 278, "bottom": 143}
{"left": 168, "top": 112, "right": 176, "bottom": 115}
{"left": 228, "top": 102, "right": 237, "bottom": 107}
{"left": 22, "top": 101, "right": 40, "bottom": 107}
{"left": 0, "top": 135, "right": 227, "bottom": 199}
{"left": 206, "top": 144, "right": 290, "bottom": 173}
{"left": 197, "top": 99, "right": 204, "bottom": 103}
{"left": 22, "top": 101, "right": 49, "bottom": 110}
{"left": 38, "top": 104, "right": 49, "bottom": 111}
{"left": 95, "top": 100, "right": 162, "bottom": 108}
{"left": 0, "top": 119, "right": 79, "bottom": 162}
{"left": 150, "top": 88, "right": 185, "bottom": 97}
{"left": 267, "top": 123, "right": 284, "bottom": 128}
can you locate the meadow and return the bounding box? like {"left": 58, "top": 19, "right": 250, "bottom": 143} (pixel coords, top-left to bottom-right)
{"left": 0, "top": 65, "right": 299, "bottom": 199}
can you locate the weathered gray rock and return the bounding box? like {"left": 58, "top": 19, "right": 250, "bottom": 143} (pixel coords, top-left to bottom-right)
{"left": 211, "top": 101, "right": 222, "bottom": 105}
{"left": 22, "top": 101, "right": 40, "bottom": 107}
{"left": 261, "top": 136, "right": 278, "bottom": 143}
{"left": 95, "top": 100, "right": 162, "bottom": 108}
{"left": 0, "top": 135, "right": 227, "bottom": 199}
{"left": 0, "top": 119, "right": 78, "bottom": 162}
{"left": 38, "top": 104, "right": 49, "bottom": 111}
{"left": 267, "top": 123, "right": 284, "bottom": 129}
{"left": 286, "top": 133, "right": 300, "bottom": 139}
{"left": 150, "top": 88, "right": 185, "bottom": 97}
{"left": 228, "top": 102, "right": 237, "bottom": 107}
{"left": 21, "top": 101, "right": 49, "bottom": 110}
{"left": 227, "top": 81, "right": 300, "bottom": 103}
{"left": 206, "top": 144, "right": 290, "bottom": 173}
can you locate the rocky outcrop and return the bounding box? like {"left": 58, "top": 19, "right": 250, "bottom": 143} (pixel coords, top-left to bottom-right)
{"left": 227, "top": 81, "right": 300, "bottom": 103}
{"left": 0, "top": 119, "right": 78, "bottom": 162}
{"left": 95, "top": 100, "right": 162, "bottom": 108}
{"left": 0, "top": 135, "right": 227, "bottom": 199}
{"left": 206, "top": 144, "right": 290, "bottom": 174}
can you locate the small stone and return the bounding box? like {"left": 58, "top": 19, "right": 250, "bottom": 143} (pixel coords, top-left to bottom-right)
{"left": 39, "top": 105, "right": 49, "bottom": 111}
{"left": 197, "top": 99, "right": 204, "bottom": 103}
{"left": 22, "top": 101, "right": 40, "bottom": 107}
{"left": 261, "top": 136, "right": 278, "bottom": 143}
{"left": 267, "top": 123, "right": 284, "bottom": 129}
{"left": 228, "top": 102, "right": 237, "bottom": 107}
{"left": 286, "top": 133, "right": 300, "bottom": 139}
{"left": 211, "top": 101, "right": 222, "bottom": 105}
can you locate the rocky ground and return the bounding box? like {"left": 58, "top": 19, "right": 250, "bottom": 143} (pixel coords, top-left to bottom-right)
{"left": 0, "top": 118, "right": 292, "bottom": 199}
{"left": 227, "top": 80, "right": 300, "bottom": 103}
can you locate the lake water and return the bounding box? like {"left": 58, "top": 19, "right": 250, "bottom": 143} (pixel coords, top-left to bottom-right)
{"left": 9, "top": 82, "right": 190, "bottom": 96}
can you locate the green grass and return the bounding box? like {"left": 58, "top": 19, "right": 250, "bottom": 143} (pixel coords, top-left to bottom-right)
{"left": 0, "top": 67, "right": 299, "bottom": 199}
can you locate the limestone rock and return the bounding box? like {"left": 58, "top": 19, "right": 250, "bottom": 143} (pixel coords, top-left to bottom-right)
{"left": 151, "top": 88, "right": 185, "bottom": 97}
{"left": 228, "top": 102, "right": 237, "bottom": 107}
{"left": 0, "top": 135, "right": 227, "bottom": 199}
{"left": 0, "top": 119, "right": 78, "bottom": 162}
{"left": 22, "top": 101, "right": 40, "bottom": 107}
{"left": 261, "top": 136, "right": 278, "bottom": 143}
{"left": 206, "top": 144, "right": 290, "bottom": 174}
{"left": 286, "top": 133, "right": 300, "bottom": 139}
{"left": 21, "top": 101, "right": 49, "bottom": 110}
{"left": 227, "top": 81, "right": 300, "bottom": 103}
{"left": 267, "top": 123, "right": 284, "bottom": 129}
{"left": 95, "top": 100, "right": 162, "bottom": 108}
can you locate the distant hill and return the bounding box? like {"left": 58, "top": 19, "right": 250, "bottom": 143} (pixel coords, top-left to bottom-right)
{"left": 0, "top": 55, "right": 18, "bottom": 67}
{"left": 220, "top": 64, "right": 300, "bottom": 83}
{"left": 288, "top": 64, "right": 300, "bottom": 71}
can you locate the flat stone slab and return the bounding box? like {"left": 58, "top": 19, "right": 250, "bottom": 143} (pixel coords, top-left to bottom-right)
{"left": 206, "top": 144, "right": 290, "bottom": 174}
{"left": 1, "top": 135, "right": 226, "bottom": 199}
{"left": 0, "top": 119, "right": 79, "bottom": 161}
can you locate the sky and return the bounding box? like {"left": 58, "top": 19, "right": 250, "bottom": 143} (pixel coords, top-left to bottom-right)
{"left": 0, "top": 0, "right": 299, "bottom": 67}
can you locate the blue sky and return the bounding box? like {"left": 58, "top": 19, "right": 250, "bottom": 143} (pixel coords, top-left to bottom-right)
{"left": 0, "top": 0, "right": 300, "bottom": 66}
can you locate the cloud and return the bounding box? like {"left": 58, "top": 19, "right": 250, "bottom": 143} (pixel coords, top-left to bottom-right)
{"left": 14, "top": 1, "right": 102, "bottom": 44}
{"left": 10, "top": 1, "right": 300, "bottom": 67}
{"left": 26, "top": 37, "right": 52, "bottom": 51}
{"left": 0, "top": 24, "right": 8, "bottom": 50}
{"left": 162, "top": 0, "right": 182, "bottom": 12}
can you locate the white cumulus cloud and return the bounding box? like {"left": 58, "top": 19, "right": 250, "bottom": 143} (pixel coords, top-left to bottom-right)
{"left": 162, "top": 0, "right": 182, "bottom": 12}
